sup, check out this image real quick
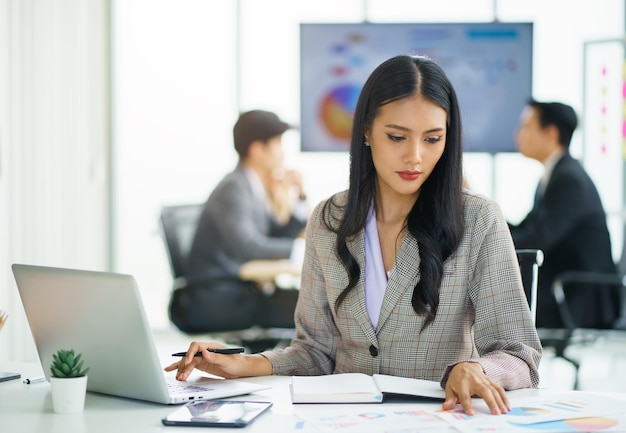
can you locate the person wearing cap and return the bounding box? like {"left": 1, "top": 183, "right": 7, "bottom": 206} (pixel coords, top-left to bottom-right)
{"left": 179, "top": 110, "right": 308, "bottom": 334}
{"left": 509, "top": 99, "right": 619, "bottom": 329}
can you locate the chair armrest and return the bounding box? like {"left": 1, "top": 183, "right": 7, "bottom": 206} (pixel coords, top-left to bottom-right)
{"left": 552, "top": 271, "right": 625, "bottom": 331}
{"left": 554, "top": 271, "right": 625, "bottom": 287}
{"left": 515, "top": 249, "right": 544, "bottom": 266}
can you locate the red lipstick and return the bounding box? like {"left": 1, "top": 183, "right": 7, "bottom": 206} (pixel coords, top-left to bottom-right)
{"left": 397, "top": 170, "right": 421, "bottom": 180}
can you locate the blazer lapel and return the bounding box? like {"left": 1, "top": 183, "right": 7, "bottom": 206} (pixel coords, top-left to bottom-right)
{"left": 344, "top": 231, "right": 378, "bottom": 343}
{"left": 343, "top": 229, "right": 421, "bottom": 338}
{"left": 376, "top": 233, "right": 420, "bottom": 331}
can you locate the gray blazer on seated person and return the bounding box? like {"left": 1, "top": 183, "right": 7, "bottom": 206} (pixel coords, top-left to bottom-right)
{"left": 187, "top": 164, "right": 306, "bottom": 283}
{"left": 177, "top": 164, "right": 306, "bottom": 333}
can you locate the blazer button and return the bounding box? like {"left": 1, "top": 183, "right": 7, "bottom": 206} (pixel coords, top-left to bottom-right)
{"left": 369, "top": 345, "right": 378, "bottom": 357}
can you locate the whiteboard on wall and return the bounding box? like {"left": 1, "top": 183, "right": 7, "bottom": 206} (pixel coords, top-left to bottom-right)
{"left": 582, "top": 38, "right": 625, "bottom": 259}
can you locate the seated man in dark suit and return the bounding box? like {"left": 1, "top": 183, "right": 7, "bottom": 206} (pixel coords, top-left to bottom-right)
{"left": 509, "top": 99, "right": 619, "bottom": 329}
{"left": 173, "top": 110, "right": 307, "bottom": 334}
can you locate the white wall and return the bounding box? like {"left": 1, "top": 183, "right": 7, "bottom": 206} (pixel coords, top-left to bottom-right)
{"left": 0, "top": 0, "right": 111, "bottom": 362}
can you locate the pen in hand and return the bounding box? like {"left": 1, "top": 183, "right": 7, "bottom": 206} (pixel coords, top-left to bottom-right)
{"left": 171, "top": 347, "right": 245, "bottom": 357}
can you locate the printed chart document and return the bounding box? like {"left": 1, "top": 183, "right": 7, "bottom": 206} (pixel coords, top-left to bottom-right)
{"left": 292, "top": 393, "right": 626, "bottom": 433}
{"left": 437, "top": 393, "right": 626, "bottom": 433}
{"left": 295, "top": 405, "right": 457, "bottom": 433}
{"left": 290, "top": 373, "right": 445, "bottom": 403}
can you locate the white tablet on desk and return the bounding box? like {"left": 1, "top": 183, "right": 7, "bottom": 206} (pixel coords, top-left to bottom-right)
{"left": 162, "top": 400, "right": 273, "bottom": 428}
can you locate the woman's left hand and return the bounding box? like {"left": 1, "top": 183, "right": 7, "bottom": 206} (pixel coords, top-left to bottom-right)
{"left": 442, "top": 362, "right": 510, "bottom": 415}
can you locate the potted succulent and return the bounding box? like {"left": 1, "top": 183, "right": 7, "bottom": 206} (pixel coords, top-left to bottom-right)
{"left": 49, "top": 349, "right": 90, "bottom": 413}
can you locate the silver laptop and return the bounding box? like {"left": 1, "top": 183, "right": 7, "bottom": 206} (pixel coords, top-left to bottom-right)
{"left": 12, "top": 263, "right": 268, "bottom": 404}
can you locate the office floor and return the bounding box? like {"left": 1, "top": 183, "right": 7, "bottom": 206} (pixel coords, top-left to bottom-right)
{"left": 153, "top": 327, "right": 626, "bottom": 393}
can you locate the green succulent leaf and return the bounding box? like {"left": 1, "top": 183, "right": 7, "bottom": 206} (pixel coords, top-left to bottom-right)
{"left": 50, "top": 349, "right": 89, "bottom": 378}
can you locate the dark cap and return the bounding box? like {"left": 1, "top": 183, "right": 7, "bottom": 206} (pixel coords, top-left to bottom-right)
{"left": 233, "top": 110, "right": 292, "bottom": 157}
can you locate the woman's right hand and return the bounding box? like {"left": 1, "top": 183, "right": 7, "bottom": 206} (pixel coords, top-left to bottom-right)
{"left": 163, "top": 341, "right": 273, "bottom": 381}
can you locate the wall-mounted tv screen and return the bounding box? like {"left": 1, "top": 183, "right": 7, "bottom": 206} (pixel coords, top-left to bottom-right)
{"left": 300, "top": 22, "right": 533, "bottom": 153}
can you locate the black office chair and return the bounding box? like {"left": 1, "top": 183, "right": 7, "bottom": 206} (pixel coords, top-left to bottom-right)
{"left": 515, "top": 249, "right": 581, "bottom": 387}
{"left": 159, "top": 203, "right": 204, "bottom": 292}
{"left": 538, "top": 230, "right": 626, "bottom": 389}
{"left": 551, "top": 229, "right": 626, "bottom": 333}
{"left": 515, "top": 249, "right": 578, "bottom": 387}
{"left": 159, "top": 203, "right": 209, "bottom": 333}
{"left": 515, "top": 248, "right": 599, "bottom": 390}
{"left": 159, "top": 203, "right": 295, "bottom": 352}
{"left": 516, "top": 249, "right": 543, "bottom": 326}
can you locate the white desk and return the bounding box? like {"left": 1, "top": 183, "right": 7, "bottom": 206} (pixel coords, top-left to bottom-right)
{"left": 0, "top": 362, "right": 301, "bottom": 433}
{"left": 238, "top": 259, "right": 301, "bottom": 283}
{"left": 2, "top": 361, "right": 626, "bottom": 433}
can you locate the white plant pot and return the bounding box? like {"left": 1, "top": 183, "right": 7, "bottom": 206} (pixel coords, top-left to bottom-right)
{"left": 50, "top": 376, "right": 88, "bottom": 414}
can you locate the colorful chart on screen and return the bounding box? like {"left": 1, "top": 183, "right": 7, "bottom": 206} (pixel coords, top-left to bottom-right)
{"left": 300, "top": 22, "right": 533, "bottom": 152}
{"left": 319, "top": 85, "right": 360, "bottom": 144}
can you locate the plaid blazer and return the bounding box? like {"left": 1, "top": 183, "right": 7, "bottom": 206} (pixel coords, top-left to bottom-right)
{"left": 264, "top": 190, "right": 542, "bottom": 390}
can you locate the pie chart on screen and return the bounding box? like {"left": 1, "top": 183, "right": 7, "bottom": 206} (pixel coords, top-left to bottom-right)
{"left": 319, "top": 84, "right": 360, "bottom": 142}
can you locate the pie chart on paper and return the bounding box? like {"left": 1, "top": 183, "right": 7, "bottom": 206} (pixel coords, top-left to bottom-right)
{"left": 508, "top": 416, "right": 619, "bottom": 431}
{"left": 507, "top": 407, "right": 551, "bottom": 416}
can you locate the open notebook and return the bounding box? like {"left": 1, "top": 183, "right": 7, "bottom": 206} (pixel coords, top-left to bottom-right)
{"left": 291, "top": 373, "right": 445, "bottom": 403}
{"left": 12, "top": 263, "right": 268, "bottom": 404}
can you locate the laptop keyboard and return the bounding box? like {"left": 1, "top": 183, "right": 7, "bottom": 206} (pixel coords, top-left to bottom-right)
{"left": 167, "top": 382, "right": 215, "bottom": 394}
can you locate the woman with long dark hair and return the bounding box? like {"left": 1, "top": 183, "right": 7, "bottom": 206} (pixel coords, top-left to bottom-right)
{"left": 167, "top": 55, "right": 542, "bottom": 416}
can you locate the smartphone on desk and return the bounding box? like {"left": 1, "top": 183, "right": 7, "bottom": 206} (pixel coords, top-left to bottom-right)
{"left": 162, "top": 400, "right": 272, "bottom": 428}
{"left": 0, "top": 372, "right": 20, "bottom": 382}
